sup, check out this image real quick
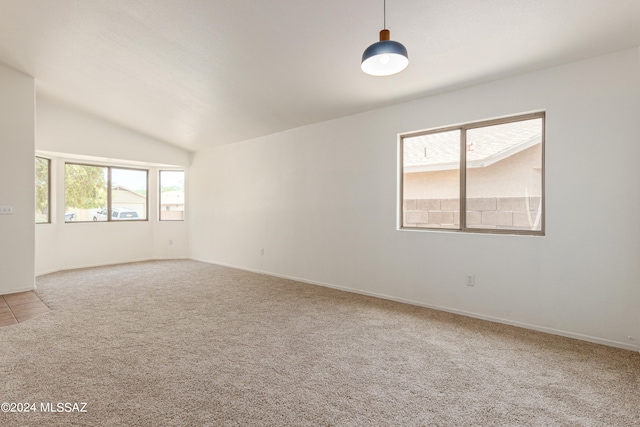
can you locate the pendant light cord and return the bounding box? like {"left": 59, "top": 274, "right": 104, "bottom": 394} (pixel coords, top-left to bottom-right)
{"left": 383, "top": 0, "right": 386, "bottom": 29}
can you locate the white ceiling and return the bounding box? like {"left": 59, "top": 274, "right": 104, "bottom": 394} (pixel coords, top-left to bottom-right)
{"left": 1, "top": 0, "right": 639, "bottom": 152}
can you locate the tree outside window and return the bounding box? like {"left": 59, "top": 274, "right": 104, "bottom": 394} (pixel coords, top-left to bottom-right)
{"left": 35, "top": 157, "right": 50, "bottom": 224}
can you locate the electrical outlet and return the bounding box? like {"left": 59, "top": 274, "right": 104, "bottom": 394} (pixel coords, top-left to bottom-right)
{"left": 466, "top": 274, "right": 475, "bottom": 286}
{"left": 169, "top": 240, "right": 173, "bottom": 246}
{"left": 260, "top": 248, "right": 264, "bottom": 256}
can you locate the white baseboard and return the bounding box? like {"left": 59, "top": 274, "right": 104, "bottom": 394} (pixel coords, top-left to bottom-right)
{"left": 192, "top": 257, "right": 640, "bottom": 353}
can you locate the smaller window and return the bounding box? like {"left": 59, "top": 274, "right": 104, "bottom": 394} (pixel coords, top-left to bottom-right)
{"left": 400, "top": 112, "right": 545, "bottom": 235}
{"left": 159, "top": 170, "right": 185, "bottom": 221}
{"left": 35, "top": 157, "right": 51, "bottom": 224}
{"left": 111, "top": 167, "right": 148, "bottom": 221}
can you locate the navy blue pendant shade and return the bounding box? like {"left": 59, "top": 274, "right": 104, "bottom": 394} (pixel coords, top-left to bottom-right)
{"left": 361, "top": 29, "right": 409, "bottom": 76}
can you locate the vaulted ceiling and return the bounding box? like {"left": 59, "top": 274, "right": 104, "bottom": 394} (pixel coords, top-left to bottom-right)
{"left": 1, "top": 0, "right": 639, "bottom": 152}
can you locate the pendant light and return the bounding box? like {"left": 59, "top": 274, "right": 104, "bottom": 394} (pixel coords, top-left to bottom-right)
{"left": 361, "top": 0, "right": 409, "bottom": 76}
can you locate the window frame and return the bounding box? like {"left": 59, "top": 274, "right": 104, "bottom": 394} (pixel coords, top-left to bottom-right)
{"left": 399, "top": 111, "right": 545, "bottom": 236}
{"left": 35, "top": 156, "right": 51, "bottom": 224}
{"left": 64, "top": 162, "right": 149, "bottom": 223}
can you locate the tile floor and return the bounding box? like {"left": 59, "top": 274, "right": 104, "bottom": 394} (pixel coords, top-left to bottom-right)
{"left": 0, "top": 291, "right": 50, "bottom": 327}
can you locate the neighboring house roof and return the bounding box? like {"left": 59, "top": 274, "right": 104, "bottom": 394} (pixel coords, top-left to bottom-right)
{"left": 161, "top": 191, "right": 184, "bottom": 205}
{"left": 112, "top": 185, "right": 146, "bottom": 199}
{"left": 404, "top": 118, "right": 542, "bottom": 173}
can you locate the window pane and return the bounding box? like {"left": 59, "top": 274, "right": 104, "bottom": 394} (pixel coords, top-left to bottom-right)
{"left": 111, "top": 168, "right": 148, "bottom": 221}
{"left": 65, "top": 164, "right": 107, "bottom": 222}
{"left": 465, "top": 118, "right": 543, "bottom": 231}
{"left": 402, "top": 130, "right": 461, "bottom": 229}
{"left": 35, "top": 157, "right": 50, "bottom": 224}
{"left": 160, "top": 170, "right": 185, "bottom": 221}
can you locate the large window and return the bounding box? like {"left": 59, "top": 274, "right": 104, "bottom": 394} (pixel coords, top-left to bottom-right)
{"left": 35, "top": 157, "right": 50, "bottom": 224}
{"left": 65, "top": 163, "right": 148, "bottom": 222}
{"left": 400, "top": 112, "right": 544, "bottom": 235}
{"left": 159, "top": 170, "right": 185, "bottom": 221}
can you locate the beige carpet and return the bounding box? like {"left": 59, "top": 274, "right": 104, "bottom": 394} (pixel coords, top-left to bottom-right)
{"left": 1, "top": 260, "right": 638, "bottom": 426}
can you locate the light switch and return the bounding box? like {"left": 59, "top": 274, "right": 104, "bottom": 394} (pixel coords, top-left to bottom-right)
{"left": 0, "top": 205, "right": 14, "bottom": 215}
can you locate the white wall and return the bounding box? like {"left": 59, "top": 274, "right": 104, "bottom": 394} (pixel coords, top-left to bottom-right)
{"left": 0, "top": 64, "right": 35, "bottom": 294}
{"left": 35, "top": 97, "right": 191, "bottom": 275}
{"left": 36, "top": 96, "right": 191, "bottom": 166}
{"left": 189, "top": 47, "right": 640, "bottom": 351}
